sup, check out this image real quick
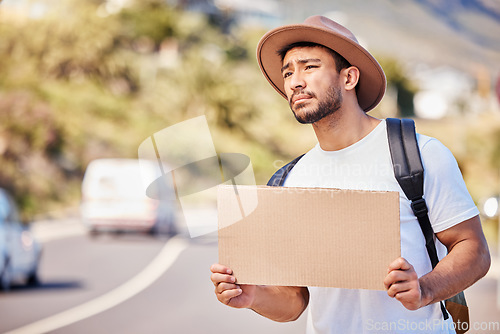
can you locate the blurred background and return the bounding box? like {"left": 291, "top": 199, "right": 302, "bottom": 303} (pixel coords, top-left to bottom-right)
{"left": 0, "top": 0, "right": 500, "bottom": 333}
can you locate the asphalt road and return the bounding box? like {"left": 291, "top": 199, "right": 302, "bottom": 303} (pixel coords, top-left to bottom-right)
{"left": 0, "top": 219, "right": 306, "bottom": 334}
{"left": 1, "top": 218, "right": 499, "bottom": 334}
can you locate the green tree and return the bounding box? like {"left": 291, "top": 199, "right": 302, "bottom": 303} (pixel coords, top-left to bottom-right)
{"left": 378, "top": 57, "right": 418, "bottom": 117}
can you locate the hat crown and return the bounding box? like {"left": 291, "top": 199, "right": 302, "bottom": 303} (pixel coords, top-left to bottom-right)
{"left": 304, "top": 15, "right": 359, "bottom": 44}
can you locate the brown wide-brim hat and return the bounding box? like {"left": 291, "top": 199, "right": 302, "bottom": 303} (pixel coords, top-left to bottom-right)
{"left": 257, "top": 15, "right": 386, "bottom": 112}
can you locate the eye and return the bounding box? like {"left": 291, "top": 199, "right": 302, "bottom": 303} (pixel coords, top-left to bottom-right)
{"left": 283, "top": 71, "right": 292, "bottom": 79}
{"left": 305, "top": 65, "right": 318, "bottom": 70}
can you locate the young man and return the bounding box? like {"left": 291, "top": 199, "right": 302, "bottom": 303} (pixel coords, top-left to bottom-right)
{"left": 210, "top": 16, "right": 490, "bottom": 333}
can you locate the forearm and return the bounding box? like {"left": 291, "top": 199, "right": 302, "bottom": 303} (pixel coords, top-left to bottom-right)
{"left": 250, "top": 286, "right": 309, "bottom": 322}
{"left": 419, "top": 237, "right": 490, "bottom": 306}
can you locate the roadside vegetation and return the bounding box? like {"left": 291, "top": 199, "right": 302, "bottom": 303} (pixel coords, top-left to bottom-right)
{"left": 0, "top": 0, "right": 499, "bottom": 231}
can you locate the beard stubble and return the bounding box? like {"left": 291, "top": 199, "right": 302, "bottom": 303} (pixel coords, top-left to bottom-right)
{"left": 290, "top": 85, "right": 343, "bottom": 124}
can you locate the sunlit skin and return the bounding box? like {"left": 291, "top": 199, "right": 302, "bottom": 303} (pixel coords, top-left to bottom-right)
{"left": 210, "top": 46, "right": 490, "bottom": 323}
{"left": 281, "top": 47, "right": 343, "bottom": 124}
{"left": 281, "top": 46, "right": 380, "bottom": 151}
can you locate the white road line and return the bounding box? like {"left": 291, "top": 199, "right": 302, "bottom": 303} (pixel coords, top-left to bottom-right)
{"left": 5, "top": 236, "right": 189, "bottom": 334}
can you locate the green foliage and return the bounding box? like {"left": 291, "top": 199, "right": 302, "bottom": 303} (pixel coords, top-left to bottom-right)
{"left": 119, "top": 0, "right": 178, "bottom": 47}
{"left": 4, "top": 0, "right": 490, "bottom": 221}
{"left": 377, "top": 57, "right": 418, "bottom": 117}
{"left": 0, "top": 1, "right": 137, "bottom": 218}
{"left": 490, "top": 128, "right": 500, "bottom": 169}
{"left": 0, "top": 0, "right": 276, "bottom": 218}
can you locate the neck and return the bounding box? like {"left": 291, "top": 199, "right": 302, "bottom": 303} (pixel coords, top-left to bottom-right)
{"left": 311, "top": 105, "right": 380, "bottom": 151}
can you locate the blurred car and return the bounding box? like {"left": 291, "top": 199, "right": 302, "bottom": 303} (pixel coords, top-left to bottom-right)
{"left": 0, "top": 188, "right": 42, "bottom": 291}
{"left": 80, "top": 158, "right": 178, "bottom": 235}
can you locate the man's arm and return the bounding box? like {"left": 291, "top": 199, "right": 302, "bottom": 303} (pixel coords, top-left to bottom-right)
{"left": 384, "top": 215, "right": 490, "bottom": 310}
{"left": 210, "top": 263, "right": 309, "bottom": 322}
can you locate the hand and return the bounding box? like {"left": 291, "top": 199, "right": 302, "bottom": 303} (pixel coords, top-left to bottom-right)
{"left": 384, "top": 257, "right": 425, "bottom": 310}
{"left": 210, "top": 263, "right": 256, "bottom": 309}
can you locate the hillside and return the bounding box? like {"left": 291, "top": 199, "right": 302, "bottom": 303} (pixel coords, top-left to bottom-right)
{"left": 281, "top": 0, "right": 500, "bottom": 78}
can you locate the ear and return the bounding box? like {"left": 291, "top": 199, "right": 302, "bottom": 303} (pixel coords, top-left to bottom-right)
{"left": 342, "top": 66, "right": 360, "bottom": 92}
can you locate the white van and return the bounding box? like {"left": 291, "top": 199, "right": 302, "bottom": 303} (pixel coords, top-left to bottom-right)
{"left": 80, "top": 159, "right": 178, "bottom": 235}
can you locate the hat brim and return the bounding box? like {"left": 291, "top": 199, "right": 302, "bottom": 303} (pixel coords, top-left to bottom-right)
{"left": 257, "top": 24, "right": 386, "bottom": 112}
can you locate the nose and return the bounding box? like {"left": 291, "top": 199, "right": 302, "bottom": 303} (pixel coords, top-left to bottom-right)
{"left": 289, "top": 71, "right": 306, "bottom": 91}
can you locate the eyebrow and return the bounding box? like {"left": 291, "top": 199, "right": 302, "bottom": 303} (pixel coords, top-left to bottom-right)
{"left": 280, "top": 58, "right": 322, "bottom": 74}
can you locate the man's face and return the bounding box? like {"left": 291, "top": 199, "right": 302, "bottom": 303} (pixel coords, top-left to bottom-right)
{"left": 281, "top": 46, "right": 343, "bottom": 124}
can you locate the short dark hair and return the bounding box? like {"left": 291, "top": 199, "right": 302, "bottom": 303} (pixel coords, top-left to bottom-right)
{"left": 277, "top": 42, "right": 351, "bottom": 73}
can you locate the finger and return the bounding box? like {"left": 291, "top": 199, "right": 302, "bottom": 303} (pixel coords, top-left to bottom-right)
{"left": 387, "top": 257, "right": 412, "bottom": 272}
{"left": 216, "top": 282, "right": 239, "bottom": 294}
{"left": 218, "top": 287, "right": 243, "bottom": 304}
{"left": 383, "top": 270, "right": 411, "bottom": 289}
{"left": 386, "top": 281, "right": 413, "bottom": 298}
{"left": 393, "top": 289, "right": 422, "bottom": 310}
{"left": 211, "top": 273, "right": 236, "bottom": 286}
{"left": 210, "top": 263, "right": 232, "bottom": 275}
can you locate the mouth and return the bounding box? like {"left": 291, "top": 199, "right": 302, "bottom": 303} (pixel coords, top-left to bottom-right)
{"left": 291, "top": 94, "right": 312, "bottom": 106}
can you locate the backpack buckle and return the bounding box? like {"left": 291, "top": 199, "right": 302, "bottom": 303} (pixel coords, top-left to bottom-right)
{"left": 411, "top": 198, "right": 428, "bottom": 217}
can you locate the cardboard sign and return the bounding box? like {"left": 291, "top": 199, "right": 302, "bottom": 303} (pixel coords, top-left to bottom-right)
{"left": 218, "top": 185, "right": 400, "bottom": 290}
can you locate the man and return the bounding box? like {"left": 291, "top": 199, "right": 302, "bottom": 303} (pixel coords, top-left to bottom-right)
{"left": 210, "top": 15, "right": 490, "bottom": 333}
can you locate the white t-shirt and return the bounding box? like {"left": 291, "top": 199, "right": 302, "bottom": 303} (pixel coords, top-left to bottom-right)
{"left": 284, "top": 120, "right": 479, "bottom": 334}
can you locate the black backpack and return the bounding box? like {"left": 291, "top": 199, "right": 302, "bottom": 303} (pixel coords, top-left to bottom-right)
{"left": 266, "top": 118, "right": 468, "bottom": 330}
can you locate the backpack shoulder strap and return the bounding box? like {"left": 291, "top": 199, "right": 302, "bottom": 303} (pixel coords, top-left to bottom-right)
{"left": 386, "top": 118, "right": 439, "bottom": 266}
{"left": 267, "top": 154, "right": 305, "bottom": 187}
{"left": 386, "top": 118, "right": 449, "bottom": 320}
{"left": 386, "top": 118, "right": 425, "bottom": 201}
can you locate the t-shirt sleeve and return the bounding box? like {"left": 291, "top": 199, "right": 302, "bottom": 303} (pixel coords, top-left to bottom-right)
{"left": 419, "top": 135, "right": 479, "bottom": 233}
